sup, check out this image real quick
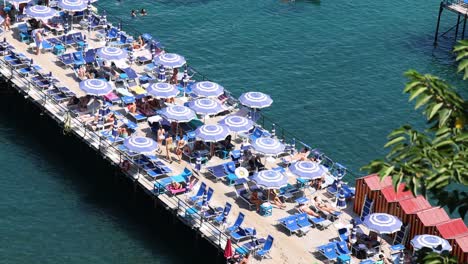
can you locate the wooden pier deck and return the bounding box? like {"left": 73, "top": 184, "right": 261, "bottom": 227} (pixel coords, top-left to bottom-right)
{"left": 0, "top": 20, "right": 396, "bottom": 264}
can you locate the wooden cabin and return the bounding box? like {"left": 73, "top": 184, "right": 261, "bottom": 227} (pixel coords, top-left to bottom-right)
{"left": 353, "top": 174, "right": 392, "bottom": 215}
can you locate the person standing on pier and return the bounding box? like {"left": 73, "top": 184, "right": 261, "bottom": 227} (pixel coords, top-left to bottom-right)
{"left": 4, "top": 14, "right": 11, "bottom": 31}
{"left": 165, "top": 136, "right": 173, "bottom": 162}
{"left": 32, "top": 28, "right": 45, "bottom": 55}
{"left": 157, "top": 126, "right": 166, "bottom": 150}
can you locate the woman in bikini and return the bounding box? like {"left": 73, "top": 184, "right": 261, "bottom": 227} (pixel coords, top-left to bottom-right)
{"left": 314, "top": 196, "right": 339, "bottom": 214}
{"left": 165, "top": 136, "right": 173, "bottom": 161}
{"left": 175, "top": 137, "right": 186, "bottom": 163}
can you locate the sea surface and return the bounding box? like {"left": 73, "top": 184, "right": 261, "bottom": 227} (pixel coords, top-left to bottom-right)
{"left": 1, "top": 0, "right": 466, "bottom": 263}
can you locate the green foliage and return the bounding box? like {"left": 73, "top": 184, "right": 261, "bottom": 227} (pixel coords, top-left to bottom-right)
{"left": 362, "top": 70, "right": 468, "bottom": 219}
{"left": 454, "top": 40, "right": 468, "bottom": 80}
{"left": 415, "top": 248, "right": 458, "bottom": 264}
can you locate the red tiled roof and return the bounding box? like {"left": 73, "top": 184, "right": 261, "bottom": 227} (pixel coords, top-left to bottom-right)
{"left": 399, "top": 195, "right": 432, "bottom": 214}
{"left": 381, "top": 184, "right": 414, "bottom": 202}
{"left": 363, "top": 174, "right": 392, "bottom": 190}
{"left": 417, "top": 207, "right": 450, "bottom": 226}
{"left": 455, "top": 234, "right": 468, "bottom": 252}
{"left": 436, "top": 219, "right": 468, "bottom": 239}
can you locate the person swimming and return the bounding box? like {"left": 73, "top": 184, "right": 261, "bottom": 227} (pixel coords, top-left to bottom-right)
{"left": 140, "top": 9, "right": 147, "bottom": 16}
{"left": 131, "top": 10, "right": 136, "bottom": 18}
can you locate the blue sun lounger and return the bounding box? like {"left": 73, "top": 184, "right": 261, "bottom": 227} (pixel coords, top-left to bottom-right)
{"left": 317, "top": 242, "right": 338, "bottom": 262}
{"left": 336, "top": 241, "right": 351, "bottom": 255}
{"left": 278, "top": 215, "right": 302, "bottom": 236}
{"left": 207, "top": 163, "right": 227, "bottom": 181}
{"left": 226, "top": 212, "right": 245, "bottom": 233}
{"left": 213, "top": 202, "right": 231, "bottom": 225}
{"left": 196, "top": 187, "right": 214, "bottom": 207}
{"left": 256, "top": 235, "right": 274, "bottom": 260}
{"left": 188, "top": 182, "right": 207, "bottom": 204}
{"left": 230, "top": 227, "right": 254, "bottom": 243}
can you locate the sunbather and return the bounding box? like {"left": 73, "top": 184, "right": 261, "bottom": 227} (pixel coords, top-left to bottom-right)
{"left": 165, "top": 97, "right": 175, "bottom": 104}
{"left": 170, "top": 68, "right": 179, "bottom": 84}
{"left": 4, "top": 14, "right": 11, "bottom": 31}
{"left": 310, "top": 175, "right": 325, "bottom": 190}
{"left": 270, "top": 190, "right": 286, "bottom": 209}
{"left": 106, "top": 113, "right": 115, "bottom": 123}
{"left": 79, "top": 95, "right": 91, "bottom": 111}
{"left": 298, "top": 203, "right": 320, "bottom": 217}
{"left": 132, "top": 35, "right": 145, "bottom": 50}
{"left": 176, "top": 137, "right": 186, "bottom": 163}
{"left": 127, "top": 102, "right": 137, "bottom": 113}
{"left": 170, "top": 181, "right": 183, "bottom": 190}
{"left": 157, "top": 126, "right": 166, "bottom": 146}
{"left": 119, "top": 127, "right": 129, "bottom": 138}
{"left": 313, "top": 196, "right": 339, "bottom": 214}
{"left": 250, "top": 191, "right": 262, "bottom": 212}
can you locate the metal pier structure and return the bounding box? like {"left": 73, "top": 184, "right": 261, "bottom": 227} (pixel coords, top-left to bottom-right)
{"left": 434, "top": 0, "right": 468, "bottom": 46}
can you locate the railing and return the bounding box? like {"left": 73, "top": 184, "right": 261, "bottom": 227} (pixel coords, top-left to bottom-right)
{"left": 91, "top": 3, "right": 364, "bottom": 182}
{"left": 0, "top": 56, "right": 238, "bottom": 252}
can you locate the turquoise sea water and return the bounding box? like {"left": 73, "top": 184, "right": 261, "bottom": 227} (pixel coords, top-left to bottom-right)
{"left": 1, "top": 0, "right": 466, "bottom": 262}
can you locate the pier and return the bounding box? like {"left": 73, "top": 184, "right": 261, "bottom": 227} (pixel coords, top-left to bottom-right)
{"left": 434, "top": 0, "right": 468, "bottom": 45}
{"left": 1, "top": 2, "right": 467, "bottom": 264}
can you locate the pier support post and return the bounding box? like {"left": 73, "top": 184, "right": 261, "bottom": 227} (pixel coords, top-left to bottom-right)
{"left": 434, "top": 2, "right": 444, "bottom": 46}
{"left": 455, "top": 14, "right": 461, "bottom": 41}
{"left": 462, "top": 15, "right": 467, "bottom": 40}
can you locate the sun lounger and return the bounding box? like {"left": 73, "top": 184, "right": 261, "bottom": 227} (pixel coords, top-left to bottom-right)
{"left": 233, "top": 183, "right": 255, "bottom": 209}
{"left": 317, "top": 242, "right": 339, "bottom": 262}
{"left": 278, "top": 215, "right": 302, "bottom": 236}
{"left": 138, "top": 56, "right": 153, "bottom": 65}
{"left": 129, "top": 85, "right": 146, "bottom": 95}
{"left": 207, "top": 164, "right": 227, "bottom": 181}
{"left": 256, "top": 235, "right": 274, "bottom": 259}
{"left": 104, "top": 91, "right": 121, "bottom": 104}
{"left": 188, "top": 182, "right": 207, "bottom": 204}
{"left": 226, "top": 212, "right": 245, "bottom": 233}
{"left": 196, "top": 187, "right": 214, "bottom": 208}
{"left": 296, "top": 213, "right": 312, "bottom": 233}
{"left": 230, "top": 227, "right": 254, "bottom": 243}
{"left": 336, "top": 241, "right": 351, "bottom": 255}
{"left": 58, "top": 53, "right": 74, "bottom": 67}
{"left": 296, "top": 207, "right": 332, "bottom": 229}
{"left": 213, "top": 202, "right": 231, "bottom": 225}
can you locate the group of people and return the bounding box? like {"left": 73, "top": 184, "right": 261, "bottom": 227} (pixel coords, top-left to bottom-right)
{"left": 157, "top": 126, "right": 187, "bottom": 163}
{"left": 131, "top": 9, "right": 147, "bottom": 18}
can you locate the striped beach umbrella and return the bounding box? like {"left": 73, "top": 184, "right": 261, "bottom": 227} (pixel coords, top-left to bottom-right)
{"left": 159, "top": 105, "right": 196, "bottom": 123}
{"left": 363, "top": 213, "right": 402, "bottom": 234}
{"left": 25, "top": 5, "right": 58, "bottom": 21}
{"left": 411, "top": 235, "right": 452, "bottom": 252}
{"left": 79, "top": 79, "right": 112, "bottom": 96}
{"left": 96, "top": 47, "right": 128, "bottom": 61}
{"left": 239, "top": 91, "right": 273, "bottom": 109}
{"left": 336, "top": 189, "right": 347, "bottom": 209}
{"left": 188, "top": 98, "right": 224, "bottom": 116}
{"left": 195, "top": 124, "right": 229, "bottom": 142}
{"left": 157, "top": 65, "right": 166, "bottom": 82}
{"left": 252, "top": 137, "right": 285, "bottom": 155}
{"left": 124, "top": 136, "right": 158, "bottom": 154}
{"left": 7, "top": 0, "right": 32, "bottom": 4}
{"left": 147, "top": 82, "right": 179, "bottom": 99}
{"left": 251, "top": 169, "right": 288, "bottom": 189}
{"left": 218, "top": 115, "right": 253, "bottom": 133}
{"left": 153, "top": 53, "right": 186, "bottom": 68}
{"left": 289, "top": 161, "right": 326, "bottom": 179}
{"left": 190, "top": 81, "right": 224, "bottom": 97}
{"left": 58, "top": 0, "right": 87, "bottom": 11}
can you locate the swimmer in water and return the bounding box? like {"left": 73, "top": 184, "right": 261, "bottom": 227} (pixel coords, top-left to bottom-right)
{"left": 131, "top": 10, "right": 136, "bottom": 18}
{"left": 140, "top": 9, "right": 147, "bottom": 16}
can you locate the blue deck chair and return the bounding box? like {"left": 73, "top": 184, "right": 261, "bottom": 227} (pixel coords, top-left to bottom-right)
{"left": 249, "top": 126, "right": 264, "bottom": 142}
{"left": 188, "top": 182, "right": 206, "bottom": 203}
{"left": 318, "top": 242, "right": 338, "bottom": 261}
{"left": 230, "top": 227, "right": 252, "bottom": 243}
{"left": 207, "top": 163, "right": 227, "bottom": 181}
{"left": 359, "top": 260, "right": 375, "bottom": 264}
{"left": 226, "top": 212, "right": 245, "bottom": 233}
{"left": 296, "top": 213, "right": 312, "bottom": 231}
{"left": 58, "top": 53, "right": 74, "bottom": 67}
{"left": 338, "top": 228, "right": 349, "bottom": 242}
{"left": 110, "top": 34, "right": 128, "bottom": 47}
{"left": 213, "top": 202, "right": 231, "bottom": 225}
{"left": 196, "top": 187, "right": 214, "bottom": 207}
{"left": 107, "top": 27, "right": 119, "bottom": 40}
{"left": 73, "top": 52, "right": 85, "bottom": 65}
{"left": 224, "top": 161, "right": 236, "bottom": 174}
{"left": 336, "top": 241, "right": 351, "bottom": 255}
{"left": 123, "top": 67, "right": 138, "bottom": 79}
{"left": 234, "top": 183, "right": 255, "bottom": 209}
{"left": 280, "top": 215, "right": 301, "bottom": 235}
{"left": 256, "top": 235, "right": 274, "bottom": 259}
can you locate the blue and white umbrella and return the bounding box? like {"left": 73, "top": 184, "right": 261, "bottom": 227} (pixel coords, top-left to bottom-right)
{"left": 218, "top": 115, "right": 253, "bottom": 133}
{"left": 411, "top": 235, "right": 452, "bottom": 252}
{"left": 79, "top": 79, "right": 112, "bottom": 96}
{"left": 195, "top": 124, "right": 229, "bottom": 142}
{"left": 239, "top": 92, "right": 273, "bottom": 109}
{"left": 7, "top": 0, "right": 32, "bottom": 4}
{"left": 25, "top": 5, "right": 58, "bottom": 21}
{"left": 159, "top": 105, "right": 196, "bottom": 123}
{"left": 58, "top": 0, "right": 87, "bottom": 11}
{"left": 251, "top": 170, "right": 288, "bottom": 189}
{"left": 124, "top": 136, "right": 158, "bottom": 154}
{"left": 157, "top": 65, "right": 166, "bottom": 82}
{"left": 188, "top": 98, "right": 224, "bottom": 116}
{"left": 153, "top": 53, "right": 186, "bottom": 68}
{"left": 289, "top": 161, "right": 326, "bottom": 179}
{"left": 363, "top": 213, "right": 402, "bottom": 234}
{"left": 147, "top": 82, "right": 179, "bottom": 99}
{"left": 96, "top": 47, "right": 128, "bottom": 61}
{"left": 252, "top": 137, "right": 285, "bottom": 155}
{"left": 190, "top": 81, "right": 224, "bottom": 97}
{"left": 336, "top": 189, "right": 347, "bottom": 209}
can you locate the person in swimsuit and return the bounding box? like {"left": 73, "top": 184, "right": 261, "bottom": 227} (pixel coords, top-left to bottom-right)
{"left": 157, "top": 126, "right": 166, "bottom": 147}
{"left": 32, "top": 28, "right": 45, "bottom": 55}
{"left": 249, "top": 191, "right": 262, "bottom": 212}
{"left": 176, "top": 137, "right": 185, "bottom": 163}
{"left": 165, "top": 136, "right": 173, "bottom": 161}
{"left": 314, "top": 196, "right": 339, "bottom": 214}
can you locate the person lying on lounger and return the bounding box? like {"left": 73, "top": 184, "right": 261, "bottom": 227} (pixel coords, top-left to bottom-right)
{"left": 313, "top": 196, "right": 339, "bottom": 214}
{"left": 170, "top": 181, "right": 183, "bottom": 190}
{"left": 269, "top": 189, "right": 286, "bottom": 209}
{"left": 298, "top": 202, "right": 320, "bottom": 217}
{"left": 283, "top": 147, "right": 310, "bottom": 162}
